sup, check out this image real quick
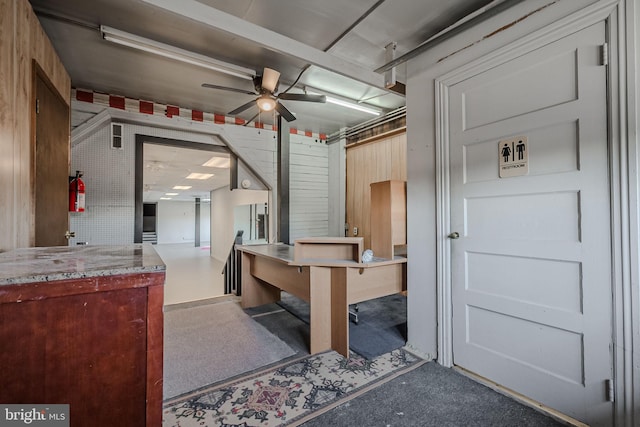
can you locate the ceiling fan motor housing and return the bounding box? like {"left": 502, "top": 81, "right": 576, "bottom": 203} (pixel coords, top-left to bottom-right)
{"left": 202, "top": 66, "right": 325, "bottom": 121}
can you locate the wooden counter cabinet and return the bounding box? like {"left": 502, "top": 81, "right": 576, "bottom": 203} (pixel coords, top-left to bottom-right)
{"left": 0, "top": 245, "right": 165, "bottom": 427}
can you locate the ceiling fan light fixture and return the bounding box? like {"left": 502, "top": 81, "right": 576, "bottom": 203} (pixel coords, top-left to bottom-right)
{"left": 257, "top": 95, "right": 277, "bottom": 112}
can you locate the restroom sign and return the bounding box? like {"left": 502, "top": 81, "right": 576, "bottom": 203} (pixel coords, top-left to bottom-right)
{"left": 499, "top": 136, "right": 529, "bottom": 178}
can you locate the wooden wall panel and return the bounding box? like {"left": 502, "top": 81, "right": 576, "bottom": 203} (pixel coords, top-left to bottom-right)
{"left": 346, "top": 131, "right": 406, "bottom": 250}
{"left": 0, "top": 0, "right": 70, "bottom": 251}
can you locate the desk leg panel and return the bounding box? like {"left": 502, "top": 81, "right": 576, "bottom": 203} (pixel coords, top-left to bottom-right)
{"left": 240, "top": 252, "right": 281, "bottom": 308}
{"left": 309, "top": 266, "right": 332, "bottom": 354}
{"left": 331, "top": 268, "right": 349, "bottom": 358}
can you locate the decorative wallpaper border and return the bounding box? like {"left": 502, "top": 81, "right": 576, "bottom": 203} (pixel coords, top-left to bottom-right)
{"left": 73, "top": 88, "right": 327, "bottom": 142}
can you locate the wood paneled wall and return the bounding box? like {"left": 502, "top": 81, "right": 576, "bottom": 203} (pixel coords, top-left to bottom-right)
{"left": 346, "top": 130, "right": 406, "bottom": 250}
{"left": 0, "top": 0, "right": 70, "bottom": 251}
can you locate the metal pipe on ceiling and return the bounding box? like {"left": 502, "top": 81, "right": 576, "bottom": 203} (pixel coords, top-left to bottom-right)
{"left": 375, "top": 0, "right": 531, "bottom": 73}
{"left": 326, "top": 106, "right": 406, "bottom": 144}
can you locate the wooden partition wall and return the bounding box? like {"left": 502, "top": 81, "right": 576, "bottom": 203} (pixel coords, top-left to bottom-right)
{"left": 346, "top": 130, "right": 406, "bottom": 250}
{"left": 0, "top": 0, "right": 71, "bottom": 251}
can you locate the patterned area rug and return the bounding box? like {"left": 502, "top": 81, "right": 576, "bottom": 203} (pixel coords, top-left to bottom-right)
{"left": 163, "top": 348, "right": 425, "bottom": 427}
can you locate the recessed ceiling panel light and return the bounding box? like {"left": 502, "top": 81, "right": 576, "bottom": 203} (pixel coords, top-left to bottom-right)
{"left": 202, "top": 157, "right": 231, "bottom": 168}
{"left": 173, "top": 185, "right": 192, "bottom": 190}
{"left": 186, "top": 173, "right": 214, "bottom": 180}
{"left": 165, "top": 192, "right": 179, "bottom": 196}
{"left": 160, "top": 197, "right": 172, "bottom": 200}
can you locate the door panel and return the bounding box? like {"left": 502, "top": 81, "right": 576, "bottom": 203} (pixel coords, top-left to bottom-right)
{"left": 449, "top": 22, "right": 612, "bottom": 425}
{"left": 35, "top": 69, "right": 69, "bottom": 247}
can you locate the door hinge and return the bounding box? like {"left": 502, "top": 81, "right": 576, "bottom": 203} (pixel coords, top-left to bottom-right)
{"left": 36, "top": 98, "right": 40, "bottom": 114}
{"left": 605, "top": 378, "right": 614, "bottom": 402}
{"left": 600, "top": 43, "right": 608, "bottom": 66}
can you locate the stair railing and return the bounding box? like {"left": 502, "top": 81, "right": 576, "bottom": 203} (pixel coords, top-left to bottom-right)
{"left": 223, "top": 230, "right": 244, "bottom": 295}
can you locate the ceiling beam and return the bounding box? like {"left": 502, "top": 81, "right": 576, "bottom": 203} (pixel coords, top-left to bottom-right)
{"left": 140, "top": 0, "right": 387, "bottom": 89}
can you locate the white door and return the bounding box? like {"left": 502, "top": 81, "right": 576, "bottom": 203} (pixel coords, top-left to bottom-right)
{"left": 449, "top": 22, "right": 612, "bottom": 425}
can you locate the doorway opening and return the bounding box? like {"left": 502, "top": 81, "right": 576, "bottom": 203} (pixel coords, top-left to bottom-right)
{"left": 135, "top": 134, "right": 230, "bottom": 305}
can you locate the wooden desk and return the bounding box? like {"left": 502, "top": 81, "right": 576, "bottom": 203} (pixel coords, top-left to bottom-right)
{"left": 237, "top": 239, "right": 406, "bottom": 357}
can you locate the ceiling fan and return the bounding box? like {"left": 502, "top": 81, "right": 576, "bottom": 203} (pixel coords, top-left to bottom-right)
{"left": 202, "top": 67, "right": 326, "bottom": 122}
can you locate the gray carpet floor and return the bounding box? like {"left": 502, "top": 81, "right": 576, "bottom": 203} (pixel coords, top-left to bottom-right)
{"left": 163, "top": 298, "right": 567, "bottom": 426}
{"left": 163, "top": 299, "right": 296, "bottom": 399}
{"left": 300, "top": 361, "right": 565, "bottom": 426}
{"left": 275, "top": 292, "right": 407, "bottom": 359}
{"left": 247, "top": 299, "right": 566, "bottom": 427}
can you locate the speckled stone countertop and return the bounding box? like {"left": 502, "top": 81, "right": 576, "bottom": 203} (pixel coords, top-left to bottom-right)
{"left": 0, "top": 244, "right": 165, "bottom": 285}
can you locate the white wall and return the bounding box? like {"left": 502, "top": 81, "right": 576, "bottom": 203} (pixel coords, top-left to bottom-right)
{"left": 222, "top": 125, "right": 330, "bottom": 241}
{"left": 289, "top": 134, "right": 329, "bottom": 240}
{"left": 210, "top": 188, "right": 268, "bottom": 261}
{"left": 70, "top": 121, "right": 222, "bottom": 245}
{"left": 328, "top": 136, "right": 346, "bottom": 237}
{"left": 157, "top": 200, "right": 195, "bottom": 244}
{"left": 70, "top": 112, "right": 331, "bottom": 247}
{"left": 69, "top": 124, "right": 135, "bottom": 245}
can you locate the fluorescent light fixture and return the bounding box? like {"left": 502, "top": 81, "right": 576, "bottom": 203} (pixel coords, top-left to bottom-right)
{"left": 304, "top": 86, "right": 381, "bottom": 116}
{"left": 100, "top": 25, "right": 255, "bottom": 81}
{"left": 160, "top": 197, "right": 172, "bottom": 200}
{"left": 173, "top": 185, "right": 192, "bottom": 190}
{"left": 165, "top": 192, "right": 179, "bottom": 196}
{"left": 186, "top": 173, "right": 214, "bottom": 180}
{"left": 325, "top": 97, "right": 380, "bottom": 115}
{"left": 202, "top": 157, "right": 231, "bottom": 168}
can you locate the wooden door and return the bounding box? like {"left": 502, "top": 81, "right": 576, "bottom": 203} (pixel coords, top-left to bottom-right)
{"left": 449, "top": 22, "right": 612, "bottom": 425}
{"left": 34, "top": 66, "right": 69, "bottom": 246}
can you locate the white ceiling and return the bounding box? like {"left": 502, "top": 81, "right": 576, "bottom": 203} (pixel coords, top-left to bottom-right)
{"left": 143, "top": 144, "right": 230, "bottom": 202}
{"left": 29, "top": 0, "right": 494, "bottom": 135}
{"left": 29, "top": 0, "right": 495, "bottom": 201}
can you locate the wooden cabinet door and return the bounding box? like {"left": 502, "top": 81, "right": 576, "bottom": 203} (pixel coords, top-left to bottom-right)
{"left": 0, "top": 287, "right": 148, "bottom": 427}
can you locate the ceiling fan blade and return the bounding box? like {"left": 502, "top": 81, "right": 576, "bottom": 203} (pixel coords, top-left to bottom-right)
{"left": 261, "top": 67, "right": 280, "bottom": 93}
{"left": 202, "top": 83, "right": 255, "bottom": 95}
{"left": 275, "top": 102, "right": 296, "bottom": 122}
{"left": 278, "top": 93, "right": 326, "bottom": 103}
{"left": 229, "top": 99, "right": 257, "bottom": 115}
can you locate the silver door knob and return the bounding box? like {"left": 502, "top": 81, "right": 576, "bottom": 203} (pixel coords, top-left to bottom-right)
{"left": 65, "top": 230, "right": 76, "bottom": 239}
{"left": 448, "top": 232, "right": 460, "bottom": 239}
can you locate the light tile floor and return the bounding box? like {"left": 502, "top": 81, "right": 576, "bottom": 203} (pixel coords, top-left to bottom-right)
{"left": 153, "top": 243, "right": 226, "bottom": 306}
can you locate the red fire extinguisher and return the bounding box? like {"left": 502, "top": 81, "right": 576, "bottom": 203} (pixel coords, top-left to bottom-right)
{"left": 69, "top": 171, "right": 85, "bottom": 212}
